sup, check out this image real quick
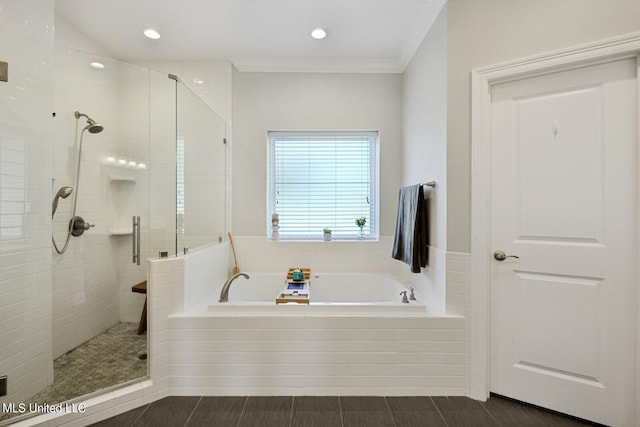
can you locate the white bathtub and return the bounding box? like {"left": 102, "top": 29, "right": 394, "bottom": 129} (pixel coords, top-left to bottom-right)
{"left": 208, "top": 272, "right": 427, "bottom": 314}
{"left": 169, "top": 270, "right": 468, "bottom": 396}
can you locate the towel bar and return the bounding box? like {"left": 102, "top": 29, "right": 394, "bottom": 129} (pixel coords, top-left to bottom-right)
{"left": 421, "top": 181, "right": 436, "bottom": 188}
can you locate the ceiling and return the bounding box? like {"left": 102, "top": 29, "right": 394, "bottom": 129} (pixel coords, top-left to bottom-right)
{"left": 55, "top": 0, "right": 446, "bottom": 73}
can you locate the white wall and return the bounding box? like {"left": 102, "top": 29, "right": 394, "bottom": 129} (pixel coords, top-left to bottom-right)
{"left": 446, "top": 0, "right": 640, "bottom": 252}
{"left": 400, "top": 7, "right": 448, "bottom": 313}
{"left": 402, "top": 7, "right": 447, "bottom": 249}
{"left": 232, "top": 71, "right": 403, "bottom": 240}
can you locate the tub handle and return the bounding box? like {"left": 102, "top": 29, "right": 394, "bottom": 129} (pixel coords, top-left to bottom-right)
{"left": 399, "top": 290, "right": 409, "bottom": 303}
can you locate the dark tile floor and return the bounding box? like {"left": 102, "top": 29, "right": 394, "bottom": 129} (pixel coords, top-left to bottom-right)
{"left": 92, "top": 395, "right": 604, "bottom": 427}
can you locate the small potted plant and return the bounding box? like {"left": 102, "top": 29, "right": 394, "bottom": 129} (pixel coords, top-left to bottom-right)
{"left": 355, "top": 216, "right": 367, "bottom": 239}
{"left": 323, "top": 228, "right": 332, "bottom": 241}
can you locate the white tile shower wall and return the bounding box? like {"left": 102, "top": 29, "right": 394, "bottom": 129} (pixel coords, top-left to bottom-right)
{"left": 0, "top": 29, "right": 54, "bottom": 409}
{"left": 168, "top": 314, "right": 469, "bottom": 396}
{"left": 51, "top": 45, "right": 122, "bottom": 358}
{"left": 115, "top": 64, "right": 153, "bottom": 323}
{"left": 54, "top": 13, "right": 154, "bottom": 325}
{"left": 446, "top": 252, "right": 471, "bottom": 317}
{"left": 0, "top": 0, "right": 53, "bottom": 42}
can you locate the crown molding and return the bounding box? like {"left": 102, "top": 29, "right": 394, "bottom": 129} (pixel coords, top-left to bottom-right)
{"left": 230, "top": 57, "right": 405, "bottom": 74}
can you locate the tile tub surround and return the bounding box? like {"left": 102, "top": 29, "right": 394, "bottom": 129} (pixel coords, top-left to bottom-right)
{"left": 91, "top": 395, "right": 599, "bottom": 427}
{"left": 168, "top": 243, "right": 472, "bottom": 397}
{"left": 167, "top": 314, "right": 469, "bottom": 396}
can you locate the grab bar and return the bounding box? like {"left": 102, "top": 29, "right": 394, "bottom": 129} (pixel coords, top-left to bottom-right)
{"left": 132, "top": 216, "right": 141, "bottom": 265}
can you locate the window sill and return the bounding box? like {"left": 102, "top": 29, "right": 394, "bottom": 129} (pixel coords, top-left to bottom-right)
{"left": 268, "top": 237, "right": 379, "bottom": 243}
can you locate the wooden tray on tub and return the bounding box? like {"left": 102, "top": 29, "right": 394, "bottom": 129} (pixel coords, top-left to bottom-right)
{"left": 286, "top": 268, "right": 311, "bottom": 281}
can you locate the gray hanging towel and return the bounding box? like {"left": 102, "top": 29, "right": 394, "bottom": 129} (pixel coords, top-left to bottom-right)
{"left": 391, "top": 184, "right": 428, "bottom": 273}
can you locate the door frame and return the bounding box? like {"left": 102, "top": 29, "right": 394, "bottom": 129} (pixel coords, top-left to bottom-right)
{"left": 469, "top": 31, "right": 640, "bottom": 418}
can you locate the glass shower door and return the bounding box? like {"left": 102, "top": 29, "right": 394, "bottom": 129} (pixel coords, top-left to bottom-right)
{"left": 175, "top": 80, "right": 227, "bottom": 253}
{"left": 48, "top": 47, "right": 151, "bottom": 405}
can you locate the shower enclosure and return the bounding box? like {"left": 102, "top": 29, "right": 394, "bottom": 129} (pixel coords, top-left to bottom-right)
{"left": 0, "top": 28, "right": 226, "bottom": 425}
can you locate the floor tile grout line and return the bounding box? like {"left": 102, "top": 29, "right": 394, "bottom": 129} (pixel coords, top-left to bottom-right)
{"left": 479, "top": 399, "right": 502, "bottom": 426}
{"left": 289, "top": 396, "right": 294, "bottom": 427}
{"left": 182, "top": 396, "right": 202, "bottom": 427}
{"left": 130, "top": 403, "right": 151, "bottom": 427}
{"left": 235, "top": 396, "right": 249, "bottom": 427}
{"left": 383, "top": 396, "right": 398, "bottom": 427}
{"left": 98, "top": 395, "right": 600, "bottom": 426}
{"left": 429, "top": 396, "right": 452, "bottom": 427}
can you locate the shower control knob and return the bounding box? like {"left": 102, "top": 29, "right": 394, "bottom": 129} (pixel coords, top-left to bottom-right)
{"left": 70, "top": 216, "right": 94, "bottom": 237}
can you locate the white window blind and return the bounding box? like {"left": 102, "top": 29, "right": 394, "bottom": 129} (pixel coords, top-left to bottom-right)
{"left": 267, "top": 131, "right": 379, "bottom": 240}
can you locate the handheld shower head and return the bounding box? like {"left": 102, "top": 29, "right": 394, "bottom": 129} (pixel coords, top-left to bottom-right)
{"left": 52, "top": 186, "right": 73, "bottom": 217}
{"left": 74, "top": 111, "right": 104, "bottom": 134}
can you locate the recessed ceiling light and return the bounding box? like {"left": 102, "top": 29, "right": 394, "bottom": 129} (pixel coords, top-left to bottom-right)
{"left": 144, "top": 29, "right": 161, "bottom": 40}
{"left": 90, "top": 62, "right": 105, "bottom": 69}
{"left": 310, "top": 28, "right": 327, "bottom": 40}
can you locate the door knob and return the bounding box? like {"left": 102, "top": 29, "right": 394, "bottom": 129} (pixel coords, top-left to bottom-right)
{"left": 494, "top": 250, "right": 519, "bottom": 261}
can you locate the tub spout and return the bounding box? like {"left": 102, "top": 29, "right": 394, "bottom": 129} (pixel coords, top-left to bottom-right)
{"left": 219, "top": 272, "right": 250, "bottom": 302}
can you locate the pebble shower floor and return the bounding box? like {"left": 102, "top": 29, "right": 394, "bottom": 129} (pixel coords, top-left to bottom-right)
{"left": 1, "top": 322, "right": 147, "bottom": 422}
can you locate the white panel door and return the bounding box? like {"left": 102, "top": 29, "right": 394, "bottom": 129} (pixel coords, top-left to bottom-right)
{"left": 490, "top": 58, "right": 637, "bottom": 426}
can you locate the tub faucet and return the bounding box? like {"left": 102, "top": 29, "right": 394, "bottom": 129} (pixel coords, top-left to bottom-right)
{"left": 218, "top": 272, "right": 250, "bottom": 302}
{"left": 399, "top": 290, "right": 409, "bottom": 303}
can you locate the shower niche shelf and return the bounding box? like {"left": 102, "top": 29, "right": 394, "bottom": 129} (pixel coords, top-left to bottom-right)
{"left": 109, "top": 226, "right": 133, "bottom": 236}
{"left": 109, "top": 174, "right": 136, "bottom": 183}
{"left": 103, "top": 163, "right": 145, "bottom": 183}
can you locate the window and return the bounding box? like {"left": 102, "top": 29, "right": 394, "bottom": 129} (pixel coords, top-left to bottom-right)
{"left": 267, "top": 130, "right": 379, "bottom": 240}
